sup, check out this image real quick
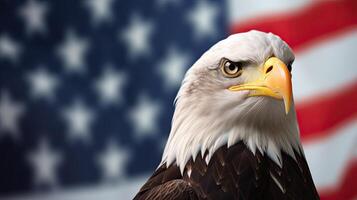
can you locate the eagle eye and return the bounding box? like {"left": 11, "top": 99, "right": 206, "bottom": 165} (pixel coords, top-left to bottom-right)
{"left": 220, "top": 58, "right": 242, "bottom": 78}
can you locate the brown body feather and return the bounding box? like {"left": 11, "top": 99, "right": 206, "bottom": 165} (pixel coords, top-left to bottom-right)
{"left": 134, "top": 141, "right": 319, "bottom": 200}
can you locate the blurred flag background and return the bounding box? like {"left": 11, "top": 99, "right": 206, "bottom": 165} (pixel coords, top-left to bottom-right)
{"left": 0, "top": 0, "right": 356, "bottom": 199}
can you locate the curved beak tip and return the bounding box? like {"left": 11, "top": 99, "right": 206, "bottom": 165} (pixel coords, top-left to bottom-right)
{"left": 283, "top": 96, "right": 291, "bottom": 115}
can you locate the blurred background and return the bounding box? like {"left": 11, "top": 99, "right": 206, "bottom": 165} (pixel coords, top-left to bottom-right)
{"left": 0, "top": 0, "right": 356, "bottom": 199}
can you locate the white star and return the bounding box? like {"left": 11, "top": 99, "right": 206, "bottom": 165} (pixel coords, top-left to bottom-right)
{"left": 62, "top": 100, "right": 95, "bottom": 142}
{"left": 0, "top": 34, "right": 22, "bottom": 63}
{"left": 157, "top": 47, "right": 190, "bottom": 90}
{"left": 27, "top": 67, "right": 59, "bottom": 101}
{"left": 187, "top": 0, "right": 218, "bottom": 40}
{"left": 0, "top": 91, "right": 25, "bottom": 138}
{"left": 57, "top": 31, "right": 89, "bottom": 73}
{"left": 18, "top": 0, "right": 48, "bottom": 35}
{"left": 120, "top": 14, "right": 153, "bottom": 59}
{"left": 27, "top": 138, "right": 61, "bottom": 187}
{"left": 84, "top": 0, "right": 114, "bottom": 25}
{"left": 94, "top": 65, "right": 127, "bottom": 106}
{"left": 96, "top": 140, "right": 129, "bottom": 181}
{"left": 129, "top": 95, "right": 161, "bottom": 138}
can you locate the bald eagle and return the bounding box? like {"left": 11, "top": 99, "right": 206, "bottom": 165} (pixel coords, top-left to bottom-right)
{"left": 134, "top": 31, "right": 320, "bottom": 200}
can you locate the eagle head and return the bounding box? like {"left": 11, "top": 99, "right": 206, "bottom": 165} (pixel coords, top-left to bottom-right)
{"left": 161, "top": 30, "right": 302, "bottom": 173}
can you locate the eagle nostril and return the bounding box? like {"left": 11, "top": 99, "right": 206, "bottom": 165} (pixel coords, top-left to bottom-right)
{"left": 266, "top": 66, "right": 273, "bottom": 74}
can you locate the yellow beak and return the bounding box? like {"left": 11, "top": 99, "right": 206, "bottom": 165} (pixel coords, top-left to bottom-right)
{"left": 228, "top": 57, "right": 293, "bottom": 114}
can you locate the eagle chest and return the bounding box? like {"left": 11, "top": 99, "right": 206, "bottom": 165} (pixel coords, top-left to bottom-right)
{"left": 182, "top": 142, "right": 268, "bottom": 199}
{"left": 134, "top": 141, "right": 319, "bottom": 200}
{"left": 181, "top": 141, "right": 319, "bottom": 200}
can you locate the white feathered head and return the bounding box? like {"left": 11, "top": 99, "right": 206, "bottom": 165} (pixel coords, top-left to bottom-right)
{"left": 161, "top": 30, "right": 302, "bottom": 173}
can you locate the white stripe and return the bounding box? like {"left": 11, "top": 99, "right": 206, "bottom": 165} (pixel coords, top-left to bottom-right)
{"left": 0, "top": 176, "right": 147, "bottom": 200}
{"left": 228, "top": 0, "right": 311, "bottom": 23}
{"left": 303, "top": 118, "right": 357, "bottom": 189}
{"left": 293, "top": 29, "right": 357, "bottom": 102}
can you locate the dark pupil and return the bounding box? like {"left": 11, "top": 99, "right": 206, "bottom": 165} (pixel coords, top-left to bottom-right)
{"left": 228, "top": 63, "right": 236, "bottom": 71}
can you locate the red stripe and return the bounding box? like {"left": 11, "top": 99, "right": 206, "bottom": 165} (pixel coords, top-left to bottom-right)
{"left": 230, "top": 0, "right": 357, "bottom": 52}
{"left": 296, "top": 81, "right": 357, "bottom": 141}
{"left": 319, "top": 159, "right": 357, "bottom": 200}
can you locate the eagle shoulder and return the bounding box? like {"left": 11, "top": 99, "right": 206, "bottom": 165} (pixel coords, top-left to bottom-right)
{"left": 134, "top": 179, "right": 198, "bottom": 200}
{"left": 133, "top": 165, "right": 198, "bottom": 200}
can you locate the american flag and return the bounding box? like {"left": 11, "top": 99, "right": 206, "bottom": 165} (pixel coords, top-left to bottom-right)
{"left": 0, "top": 0, "right": 356, "bottom": 200}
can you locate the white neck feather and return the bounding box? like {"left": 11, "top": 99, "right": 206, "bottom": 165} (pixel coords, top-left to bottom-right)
{"left": 160, "top": 93, "right": 303, "bottom": 173}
